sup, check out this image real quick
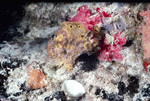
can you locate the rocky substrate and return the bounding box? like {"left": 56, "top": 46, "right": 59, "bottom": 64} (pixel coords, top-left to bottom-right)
{"left": 0, "top": 2, "right": 150, "bottom": 101}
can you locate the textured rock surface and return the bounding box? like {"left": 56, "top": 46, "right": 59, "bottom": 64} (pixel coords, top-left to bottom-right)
{"left": 0, "top": 2, "right": 149, "bottom": 101}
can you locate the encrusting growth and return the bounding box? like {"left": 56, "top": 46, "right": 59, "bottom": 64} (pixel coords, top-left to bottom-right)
{"left": 26, "top": 63, "right": 47, "bottom": 89}
{"left": 46, "top": 21, "right": 99, "bottom": 71}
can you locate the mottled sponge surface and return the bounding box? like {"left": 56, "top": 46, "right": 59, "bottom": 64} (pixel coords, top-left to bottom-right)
{"left": 46, "top": 21, "right": 99, "bottom": 70}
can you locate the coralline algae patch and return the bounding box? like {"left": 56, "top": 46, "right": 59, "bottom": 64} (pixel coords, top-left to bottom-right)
{"left": 140, "top": 10, "right": 150, "bottom": 60}
{"left": 97, "top": 32, "right": 126, "bottom": 62}
{"left": 68, "top": 5, "right": 111, "bottom": 31}
{"left": 0, "top": 2, "right": 150, "bottom": 101}
{"left": 139, "top": 9, "right": 150, "bottom": 72}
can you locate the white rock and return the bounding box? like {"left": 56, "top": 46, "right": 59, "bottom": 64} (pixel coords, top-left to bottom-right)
{"left": 62, "top": 80, "right": 85, "bottom": 98}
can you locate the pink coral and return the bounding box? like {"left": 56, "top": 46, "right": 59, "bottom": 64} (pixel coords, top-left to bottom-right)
{"left": 97, "top": 32, "right": 126, "bottom": 62}
{"left": 139, "top": 10, "right": 150, "bottom": 60}
{"left": 68, "top": 5, "right": 111, "bottom": 31}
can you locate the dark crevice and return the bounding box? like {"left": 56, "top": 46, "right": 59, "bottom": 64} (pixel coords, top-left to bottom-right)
{"left": 123, "top": 40, "right": 133, "bottom": 47}
{"left": 95, "top": 87, "right": 124, "bottom": 101}
{"left": 0, "top": 0, "right": 27, "bottom": 43}
{"left": 75, "top": 53, "right": 99, "bottom": 72}
{"left": 118, "top": 82, "right": 127, "bottom": 95}
{"left": 126, "top": 76, "right": 139, "bottom": 97}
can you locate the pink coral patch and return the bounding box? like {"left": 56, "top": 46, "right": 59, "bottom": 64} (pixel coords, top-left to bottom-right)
{"left": 68, "top": 5, "right": 111, "bottom": 31}
{"left": 97, "top": 33, "right": 126, "bottom": 62}
{"left": 139, "top": 11, "right": 150, "bottom": 60}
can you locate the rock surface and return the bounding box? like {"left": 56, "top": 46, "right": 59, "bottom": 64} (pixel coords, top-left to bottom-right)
{"left": 0, "top": 2, "right": 149, "bottom": 101}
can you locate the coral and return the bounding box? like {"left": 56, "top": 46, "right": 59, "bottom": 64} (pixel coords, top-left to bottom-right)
{"left": 139, "top": 10, "right": 150, "bottom": 60}
{"left": 68, "top": 5, "right": 111, "bottom": 31}
{"left": 97, "top": 32, "right": 126, "bottom": 61}
{"left": 46, "top": 21, "right": 99, "bottom": 71}
{"left": 27, "top": 63, "right": 47, "bottom": 89}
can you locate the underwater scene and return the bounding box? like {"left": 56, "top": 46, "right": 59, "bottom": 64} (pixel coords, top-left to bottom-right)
{"left": 0, "top": 2, "right": 150, "bottom": 101}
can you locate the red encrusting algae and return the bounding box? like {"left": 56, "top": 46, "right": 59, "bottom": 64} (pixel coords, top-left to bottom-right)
{"left": 139, "top": 10, "right": 150, "bottom": 72}
{"left": 68, "top": 5, "right": 111, "bottom": 31}
{"left": 139, "top": 10, "right": 150, "bottom": 60}
{"left": 143, "top": 60, "right": 148, "bottom": 72}
{"left": 97, "top": 32, "right": 126, "bottom": 62}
